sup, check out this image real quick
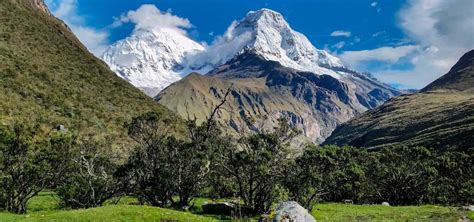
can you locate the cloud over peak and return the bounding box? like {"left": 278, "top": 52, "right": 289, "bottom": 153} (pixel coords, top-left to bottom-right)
{"left": 330, "top": 30, "right": 352, "bottom": 38}
{"left": 114, "top": 5, "right": 192, "bottom": 35}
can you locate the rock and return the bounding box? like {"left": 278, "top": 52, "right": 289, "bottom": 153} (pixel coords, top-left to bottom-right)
{"left": 344, "top": 199, "right": 354, "bottom": 204}
{"left": 461, "top": 205, "right": 474, "bottom": 211}
{"left": 258, "top": 215, "right": 271, "bottom": 222}
{"left": 272, "top": 201, "right": 316, "bottom": 222}
{"left": 56, "top": 125, "right": 67, "bottom": 132}
{"left": 381, "top": 202, "right": 390, "bottom": 206}
{"left": 202, "top": 202, "right": 236, "bottom": 216}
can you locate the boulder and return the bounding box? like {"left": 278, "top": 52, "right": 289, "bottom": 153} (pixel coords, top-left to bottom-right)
{"left": 381, "top": 202, "right": 390, "bottom": 206}
{"left": 202, "top": 202, "right": 236, "bottom": 216}
{"left": 461, "top": 205, "right": 474, "bottom": 211}
{"left": 272, "top": 201, "right": 316, "bottom": 222}
{"left": 56, "top": 125, "right": 67, "bottom": 132}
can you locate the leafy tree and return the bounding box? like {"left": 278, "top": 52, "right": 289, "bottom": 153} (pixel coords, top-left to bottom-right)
{"left": 0, "top": 124, "right": 54, "bottom": 213}
{"left": 368, "top": 146, "right": 437, "bottom": 205}
{"left": 285, "top": 145, "right": 370, "bottom": 209}
{"left": 123, "top": 112, "right": 223, "bottom": 208}
{"left": 216, "top": 119, "right": 298, "bottom": 215}
{"left": 55, "top": 137, "right": 118, "bottom": 208}
{"left": 123, "top": 89, "right": 231, "bottom": 208}
{"left": 429, "top": 149, "right": 474, "bottom": 204}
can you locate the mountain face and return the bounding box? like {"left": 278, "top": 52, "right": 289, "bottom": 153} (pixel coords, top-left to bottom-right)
{"left": 189, "top": 9, "right": 344, "bottom": 77}
{"left": 0, "top": 0, "right": 179, "bottom": 150}
{"left": 324, "top": 50, "right": 474, "bottom": 149}
{"left": 102, "top": 28, "right": 205, "bottom": 97}
{"left": 103, "top": 9, "right": 346, "bottom": 97}
{"left": 157, "top": 53, "right": 400, "bottom": 143}
{"left": 155, "top": 9, "right": 403, "bottom": 143}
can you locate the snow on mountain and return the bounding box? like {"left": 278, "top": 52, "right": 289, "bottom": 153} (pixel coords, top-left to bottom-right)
{"left": 189, "top": 8, "right": 345, "bottom": 79}
{"left": 102, "top": 28, "right": 204, "bottom": 97}
{"left": 103, "top": 8, "right": 350, "bottom": 96}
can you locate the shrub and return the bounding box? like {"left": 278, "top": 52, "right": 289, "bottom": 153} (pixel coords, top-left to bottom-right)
{"left": 0, "top": 124, "right": 52, "bottom": 213}
{"left": 55, "top": 138, "right": 118, "bottom": 209}
{"left": 122, "top": 112, "right": 221, "bottom": 208}
{"left": 214, "top": 119, "right": 298, "bottom": 215}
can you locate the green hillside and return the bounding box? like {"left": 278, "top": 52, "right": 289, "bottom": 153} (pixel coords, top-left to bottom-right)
{"left": 324, "top": 50, "right": 474, "bottom": 149}
{"left": 0, "top": 0, "right": 179, "bottom": 150}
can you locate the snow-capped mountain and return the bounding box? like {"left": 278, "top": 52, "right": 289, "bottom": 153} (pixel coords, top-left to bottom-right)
{"left": 101, "top": 8, "right": 405, "bottom": 143}
{"left": 102, "top": 28, "right": 204, "bottom": 97}
{"left": 103, "top": 8, "right": 350, "bottom": 96}
{"left": 190, "top": 8, "right": 344, "bottom": 79}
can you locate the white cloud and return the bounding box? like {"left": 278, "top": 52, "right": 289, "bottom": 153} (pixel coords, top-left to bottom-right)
{"left": 341, "top": 0, "right": 474, "bottom": 88}
{"left": 330, "top": 30, "right": 351, "bottom": 38}
{"left": 47, "top": 0, "right": 109, "bottom": 56}
{"left": 332, "top": 41, "right": 346, "bottom": 49}
{"left": 340, "top": 45, "right": 419, "bottom": 68}
{"left": 114, "top": 4, "right": 192, "bottom": 35}
{"left": 372, "top": 31, "right": 386, "bottom": 37}
{"left": 188, "top": 21, "right": 253, "bottom": 67}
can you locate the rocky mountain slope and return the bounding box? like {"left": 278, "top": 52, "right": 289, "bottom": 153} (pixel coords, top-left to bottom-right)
{"left": 0, "top": 0, "right": 179, "bottom": 150}
{"left": 156, "top": 9, "right": 403, "bottom": 143}
{"left": 324, "top": 50, "right": 474, "bottom": 149}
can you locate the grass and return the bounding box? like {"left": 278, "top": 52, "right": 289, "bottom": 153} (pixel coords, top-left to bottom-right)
{"left": 0, "top": 192, "right": 469, "bottom": 222}
{"left": 0, "top": 192, "right": 224, "bottom": 222}
{"left": 312, "top": 203, "right": 466, "bottom": 222}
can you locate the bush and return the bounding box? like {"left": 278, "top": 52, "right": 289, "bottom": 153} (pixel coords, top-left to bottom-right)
{"left": 0, "top": 124, "right": 59, "bottom": 213}
{"left": 285, "top": 145, "right": 473, "bottom": 207}
{"left": 122, "top": 112, "right": 221, "bottom": 208}
{"left": 214, "top": 119, "right": 298, "bottom": 215}
{"left": 285, "top": 145, "right": 371, "bottom": 209}
{"left": 367, "top": 146, "right": 437, "bottom": 205}
{"left": 55, "top": 138, "right": 118, "bottom": 209}
{"left": 429, "top": 149, "right": 474, "bottom": 204}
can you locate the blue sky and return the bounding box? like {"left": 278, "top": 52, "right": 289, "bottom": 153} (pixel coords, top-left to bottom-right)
{"left": 46, "top": 0, "right": 474, "bottom": 89}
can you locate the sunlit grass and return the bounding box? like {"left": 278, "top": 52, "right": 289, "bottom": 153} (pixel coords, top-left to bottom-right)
{"left": 0, "top": 192, "right": 469, "bottom": 222}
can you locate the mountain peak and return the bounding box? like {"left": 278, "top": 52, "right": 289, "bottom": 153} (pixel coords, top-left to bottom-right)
{"left": 241, "top": 8, "right": 288, "bottom": 28}
{"left": 421, "top": 49, "right": 474, "bottom": 92}
{"left": 102, "top": 27, "right": 205, "bottom": 97}
{"left": 227, "top": 8, "right": 344, "bottom": 77}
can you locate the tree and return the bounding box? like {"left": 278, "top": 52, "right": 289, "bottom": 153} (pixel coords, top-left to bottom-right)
{"left": 122, "top": 113, "right": 222, "bottom": 208}
{"left": 215, "top": 119, "right": 298, "bottom": 215}
{"left": 368, "top": 146, "right": 437, "bottom": 205}
{"left": 285, "top": 145, "right": 370, "bottom": 209}
{"left": 429, "top": 149, "right": 474, "bottom": 204}
{"left": 55, "top": 137, "right": 118, "bottom": 208}
{"left": 0, "top": 124, "right": 52, "bottom": 214}
{"left": 123, "top": 88, "right": 231, "bottom": 208}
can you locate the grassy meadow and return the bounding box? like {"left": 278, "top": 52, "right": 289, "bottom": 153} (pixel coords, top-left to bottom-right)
{"left": 0, "top": 192, "right": 470, "bottom": 222}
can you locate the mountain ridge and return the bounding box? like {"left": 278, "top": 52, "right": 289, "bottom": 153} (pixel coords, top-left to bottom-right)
{"left": 157, "top": 52, "right": 403, "bottom": 143}
{"left": 103, "top": 8, "right": 348, "bottom": 96}
{"left": 323, "top": 50, "right": 474, "bottom": 149}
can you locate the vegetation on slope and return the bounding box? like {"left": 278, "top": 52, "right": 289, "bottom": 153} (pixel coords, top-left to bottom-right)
{"left": 0, "top": 0, "right": 180, "bottom": 150}
{"left": 324, "top": 50, "right": 474, "bottom": 149}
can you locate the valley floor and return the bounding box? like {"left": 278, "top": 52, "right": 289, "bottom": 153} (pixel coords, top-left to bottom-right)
{"left": 0, "top": 192, "right": 471, "bottom": 222}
